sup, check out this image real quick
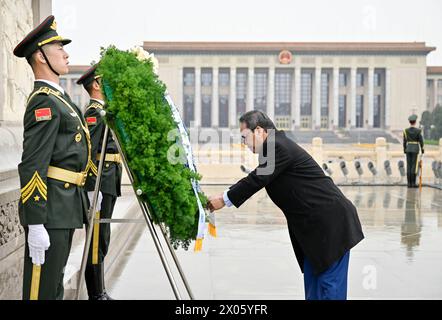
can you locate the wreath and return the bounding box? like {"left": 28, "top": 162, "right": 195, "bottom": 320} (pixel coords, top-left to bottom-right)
{"left": 97, "top": 46, "right": 207, "bottom": 249}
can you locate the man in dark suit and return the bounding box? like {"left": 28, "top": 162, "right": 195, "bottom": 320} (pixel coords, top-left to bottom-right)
{"left": 208, "top": 110, "right": 364, "bottom": 300}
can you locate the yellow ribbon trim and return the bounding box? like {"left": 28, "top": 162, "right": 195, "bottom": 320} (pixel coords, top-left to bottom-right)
{"left": 194, "top": 238, "right": 203, "bottom": 252}
{"left": 208, "top": 223, "right": 217, "bottom": 238}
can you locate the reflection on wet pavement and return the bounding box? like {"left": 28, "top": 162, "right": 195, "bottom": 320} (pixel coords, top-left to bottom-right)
{"left": 106, "top": 186, "right": 442, "bottom": 300}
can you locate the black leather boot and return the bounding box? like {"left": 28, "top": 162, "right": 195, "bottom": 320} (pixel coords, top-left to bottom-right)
{"left": 85, "top": 264, "right": 100, "bottom": 300}
{"left": 98, "top": 263, "right": 114, "bottom": 300}
{"left": 85, "top": 264, "right": 114, "bottom": 300}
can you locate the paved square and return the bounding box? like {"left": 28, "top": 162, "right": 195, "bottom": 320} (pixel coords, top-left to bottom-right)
{"left": 106, "top": 186, "right": 442, "bottom": 300}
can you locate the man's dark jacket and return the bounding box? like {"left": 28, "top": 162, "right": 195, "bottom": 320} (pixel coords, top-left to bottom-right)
{"left": 227, "top": 130, "right": 364, "bottom": 275}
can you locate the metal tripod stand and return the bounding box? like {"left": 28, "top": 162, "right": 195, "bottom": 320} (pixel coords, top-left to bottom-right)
{"left": 75, "top": 110, "right": 194, "bottom": 300}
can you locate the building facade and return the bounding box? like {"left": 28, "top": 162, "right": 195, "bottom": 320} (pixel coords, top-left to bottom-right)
{"left": 427, "top": 66, "right": 442, "bottom": 111}
{"left": 60, "top": 65, "right": 90, "bottom": 112}
{"left": 64, "top": 42, "right": 441, "bottom": 132}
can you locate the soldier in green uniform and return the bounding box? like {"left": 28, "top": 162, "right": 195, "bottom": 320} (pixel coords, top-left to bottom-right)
{"left": 77, "top": 65, "right": 122, "bottom": 300}
{"left": 403, "top": 114, "right": 424, "bottom": 188}
{"left": 13, "top": 15, "right": 91, "bottom": 300}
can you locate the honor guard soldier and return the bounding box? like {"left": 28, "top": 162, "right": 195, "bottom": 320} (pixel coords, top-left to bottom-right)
{"left": 13, "top": 16, "right": 91, "bottom": 300}
{"left": 77, "top": 65, "right": 122, "bottom": 300}
{"left": 403, "top": 114, "right": 424, "bottom": 188}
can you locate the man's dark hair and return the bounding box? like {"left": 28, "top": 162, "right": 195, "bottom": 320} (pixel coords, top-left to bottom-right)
{"left": 239, "top": 110, "right": 276, "bottom": 131}
{"left": 409, "top": 120, "right": 416, "bottom": 125}
{"left": 84, "top": 81, "right": 95, "bottom": 95}
{"left": 26, "top": 52, "right": 36, "bottom": 68}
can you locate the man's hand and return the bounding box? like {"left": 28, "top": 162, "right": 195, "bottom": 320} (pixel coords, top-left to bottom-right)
{"left": 28, "top": 224, "right": 50, "bottom": 265}
{"left": 207, "top": 194, "right": 225, "bottom": 212}
{"left": 87, "top": 191, "right": 103, "bottom": 211}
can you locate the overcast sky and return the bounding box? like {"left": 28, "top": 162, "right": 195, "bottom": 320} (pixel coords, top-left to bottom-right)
{"left": 53, "top": 0, "right": 442, "bottom": 66}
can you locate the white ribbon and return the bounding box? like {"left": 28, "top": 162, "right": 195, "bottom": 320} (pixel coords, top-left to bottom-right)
{"left": 165, "top": 94, "right": 207, "bottom": 241}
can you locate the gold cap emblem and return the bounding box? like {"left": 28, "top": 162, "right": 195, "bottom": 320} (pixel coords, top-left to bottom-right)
{"left": 50, "top": 20, "right": 57, "bottom": 30}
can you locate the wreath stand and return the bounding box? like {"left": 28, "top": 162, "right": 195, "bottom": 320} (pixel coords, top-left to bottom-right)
{"left": 75, "top": 112, "right": 194, "bottom": 300}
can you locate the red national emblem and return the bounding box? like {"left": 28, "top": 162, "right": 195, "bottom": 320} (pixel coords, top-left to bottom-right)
{"left": 86, "top": 117, "right": 97, "bottom": 125}
{"left": 278, "top": 50, "right": 292, "bottom": 65}
{"left": 35, "top": 108, "right": 52, "bottom": 121}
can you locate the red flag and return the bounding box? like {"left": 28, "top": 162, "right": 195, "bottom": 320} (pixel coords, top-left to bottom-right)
{"left": 35, "top": 108, "right": 52, "bottom": 121}
{"left": 86, "top": 117, "right": 97, "bottom": 125}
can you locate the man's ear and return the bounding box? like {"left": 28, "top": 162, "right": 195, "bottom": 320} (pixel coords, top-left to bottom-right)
{"left": 254, "top": 126, "right": 265, "bottom": 135}
{"left": 92, "top": 80, "right": 100, "bottom": 91}
{"left": 35, "top": 51, "right": 46, "bottom": 64}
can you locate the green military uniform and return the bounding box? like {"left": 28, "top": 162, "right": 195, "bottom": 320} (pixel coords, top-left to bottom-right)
{"left": 14, "top": 16, "right": 91, "bottom": 300}
{"left": 77, "top": 66, "right": 122, "bottom": 300}
{"left": 403, "top": 114, "right": 424, "bottom": 188}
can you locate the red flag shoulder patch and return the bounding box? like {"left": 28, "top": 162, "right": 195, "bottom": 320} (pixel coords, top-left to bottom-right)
{"left": 35, "top": 108, "right": 52, "bottom": 121}
{"left": 86, "top": 117, "right": 97, "bottom": 125}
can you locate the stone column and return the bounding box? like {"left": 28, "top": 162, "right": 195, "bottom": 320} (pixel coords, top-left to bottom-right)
{"left": 247, "top": 67, "right": 254, "bottom": 112}
{"left": 350, "top": 67, "right": 357, "bottom": 128}
{"left": 434, "top": 79, "right": 438, "bottom": 110}
{"left": 294, "top": 67, "right": 301, "bottom": 129}
{"left": 290, "top": 68, "right": 296, "bottom": 128}
{"left": 439, "top": 138, "right": 442, "bottom": 161}
{"left": 66, "top": 77, "right": 72, "bottom": 97}
{"left": 177, "top": 67, "right": 184, "bottom": 118}
{"left": 333, "top": 67, "right": 340, "bottom": 129}
{"left": 267, "top": 66, "right": 275, "bottom": 121}
{"left": 32, "top": 0, "right": 52, "bottom": 27}
{"left": 368, "top": 67, "right": 374, "bottom": 128}
{"left": 194, "top": 67, "right": 201, "bottom": 127}
{"left": 229, "top": 67, "right": 237, "bottom": 128}
{"left": 385, "top": 68, "right": 391, "bottom": 129}
{"left": 212, "top": 67, "right": 219, "bottom": 127}
{"left": 375, "top": 137, "right": 387, "bottom": 178}
{"left": 314, "top": 67, "right": 322, "bottom": 129}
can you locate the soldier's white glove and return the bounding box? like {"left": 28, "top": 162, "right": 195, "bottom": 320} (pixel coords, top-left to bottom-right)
{"left": 87, "top": 191, "right": 103, "bottom": 211}
{"left": 28, "top": 224, "right": 50, "bottom": 265}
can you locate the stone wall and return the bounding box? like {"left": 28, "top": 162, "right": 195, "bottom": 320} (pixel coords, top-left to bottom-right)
{"left": 0, "top": 0, "right": 34, "bottom": 123}
{"left": 0, "top": 0, "right": 52, "bottom": 299}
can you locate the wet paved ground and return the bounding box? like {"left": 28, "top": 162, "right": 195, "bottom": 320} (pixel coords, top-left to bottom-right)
{"left": 105, "top": 186, "right": 442, "bottom": 300}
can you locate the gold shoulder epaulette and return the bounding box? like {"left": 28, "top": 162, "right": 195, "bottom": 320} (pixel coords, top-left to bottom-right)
{"left": 26, "top": 86, "right": 60, "bottom": 105}
{"left": 92, "top": 102, "right": 104, "bottom": 110}
{"left": 86, "top": 102, "right": 104, "bottom": 112}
